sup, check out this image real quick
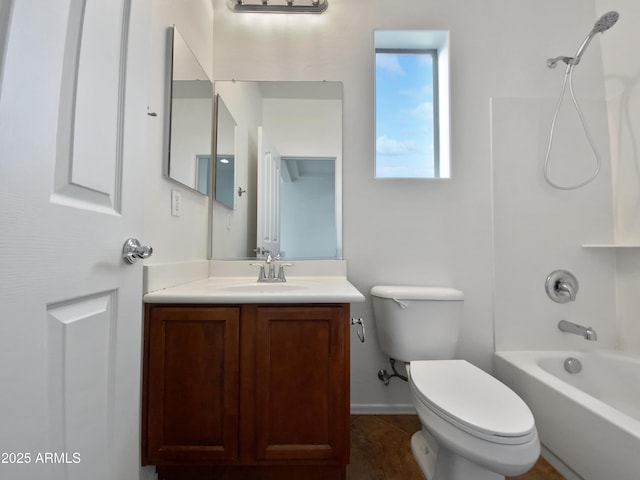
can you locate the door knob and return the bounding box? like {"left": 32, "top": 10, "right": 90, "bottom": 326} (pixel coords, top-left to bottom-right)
{"left": 122, "top": 238, "right": 153, "bottom": 264}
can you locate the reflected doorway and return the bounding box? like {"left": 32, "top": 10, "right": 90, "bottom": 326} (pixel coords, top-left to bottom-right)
{"left": 280, "top": 157, "right": 336, "bottom": 258}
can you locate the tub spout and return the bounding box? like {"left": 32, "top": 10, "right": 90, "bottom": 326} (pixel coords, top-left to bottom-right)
{"left": 584, "top": 328, "right": 598, "bottom": 341}
{"left": 558, "top": 320, "right": 597, "bottom": 341}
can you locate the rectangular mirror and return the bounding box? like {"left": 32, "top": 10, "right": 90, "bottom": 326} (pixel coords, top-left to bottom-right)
{"left": 214, "top": 95, "right": 236, "bottom": 209}
{"left": 165, "top": 26, "right": 213, "bottom": 195}
{"left": 212, "top": 81, "right": 343, "bottom": 260}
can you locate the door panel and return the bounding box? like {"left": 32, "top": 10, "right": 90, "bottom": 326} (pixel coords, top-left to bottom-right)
{"left": 0, "top": 0, "right": 149, "bottom": 478}
{"left": 256, "top": 127, "right": 281, "bottom": 256}
{"left": 54, "top": 0, "right": 131, "bottom": 212}
{"left": 145, "top": 306, "right": 240, "bottom": 463}
{"left": 47, "top": 291, "right": 117, "bottom": 477}
{"left": 254, "top": 306, "right": 348, "bottom": 462}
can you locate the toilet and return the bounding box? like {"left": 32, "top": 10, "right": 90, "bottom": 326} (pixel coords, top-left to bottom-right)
{"left": 370, "top": 285, "right": 539, "bottom": 480}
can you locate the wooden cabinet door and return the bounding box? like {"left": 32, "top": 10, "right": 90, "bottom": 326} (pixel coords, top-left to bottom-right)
{"left": 143, "top": 305, "right": 240, "bottom": 464}
{"left": 254, "top": 305, "right": 349, "bottom": 462}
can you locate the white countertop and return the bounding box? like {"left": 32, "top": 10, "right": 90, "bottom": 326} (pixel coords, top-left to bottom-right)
{"left": 143, "top": 276, "right": 365, "bottom": 304}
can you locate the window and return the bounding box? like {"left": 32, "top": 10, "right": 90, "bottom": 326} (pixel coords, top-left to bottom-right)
{"left": 376, "top": 49, "right": 438, "bottom": 177}
{"left": 374, "top": 31, "right": 450, "bottom": 178}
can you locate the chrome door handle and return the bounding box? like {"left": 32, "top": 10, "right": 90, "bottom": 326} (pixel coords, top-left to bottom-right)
{"left": 122, "top": 238, "right": 153, "bottom": 264}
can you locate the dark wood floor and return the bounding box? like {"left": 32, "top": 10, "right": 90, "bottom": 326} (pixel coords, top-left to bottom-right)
{"left": 347, "top": 415, "right": 565, "bottom": 480}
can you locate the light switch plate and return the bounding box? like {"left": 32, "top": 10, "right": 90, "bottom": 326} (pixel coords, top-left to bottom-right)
{"left": 171, "top": 190, "right": 181, "bottom": 217}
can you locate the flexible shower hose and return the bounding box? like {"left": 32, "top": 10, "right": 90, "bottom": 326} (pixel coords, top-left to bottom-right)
{"left": 543, "top": 65, "right": 602, "bottom": 190}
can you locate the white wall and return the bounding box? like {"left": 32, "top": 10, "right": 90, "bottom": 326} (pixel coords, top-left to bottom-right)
{"left": 263, "top": 98, "right": 342, "bottom": 158}
{"left": 281, "top": 173, "right": 336, "bottom": 258}
{"left": 492, "top": 97, "right": 617, "bottom": 351}
{"left": 143, "top": 0, "right": 213, "bottom": 264}
{"left": 209, "top": 0, "right": 617, "bottom": 411}
{"left": 596, "top": 0, "right": 640, "bottom": 354}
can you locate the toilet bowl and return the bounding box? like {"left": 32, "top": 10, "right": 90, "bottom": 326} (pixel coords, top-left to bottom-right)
{"left": 407, "top": 360, "right": 539, "bottom": 480}
{"left": 370, "top": 285, "right": 540, "bottom": 480}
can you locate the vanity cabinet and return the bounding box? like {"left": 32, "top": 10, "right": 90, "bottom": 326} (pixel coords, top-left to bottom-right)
{"left": 143, "top": 306, "right": 240, "bottom": 464}
{"left": 142, "top": 303, "right": 351, "bottom": 480}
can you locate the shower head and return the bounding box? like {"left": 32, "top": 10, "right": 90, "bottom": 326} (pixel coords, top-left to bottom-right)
{"left": 547, "top": 11, "right": 620, "bottom": 69}
{"left": 592, "top": 11, "right": 619, "bottom": 34}
{"left": 573, "top": 11, "right": 619, "bottom": 65}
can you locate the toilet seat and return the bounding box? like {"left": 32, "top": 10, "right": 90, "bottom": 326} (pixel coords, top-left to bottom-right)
{"left": 409, "top": 360, "right": 536, "bottom": 445}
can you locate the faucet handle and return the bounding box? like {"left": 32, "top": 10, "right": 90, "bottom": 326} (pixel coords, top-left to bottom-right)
{"left": 557, "top": 281, "right": 576, "bottom": 301}
{"left": 546, "top": 270, "right": 579, "bottom": 303}
{"left": 249, "top": 263, "right": 266, "bottom": 281}
{"left": 277, "top": 263, "right": 293, "bottom": 281}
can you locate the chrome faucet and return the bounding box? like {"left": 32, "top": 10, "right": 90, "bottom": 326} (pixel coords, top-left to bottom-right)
{"left": 265, "top": 253, "right": 276, "bottom": 280}
{"left": 250, "top": 254, "right": 292, "bottom": 283}
{"left": 558, "top": 320, "right": 597, "bottom": 341}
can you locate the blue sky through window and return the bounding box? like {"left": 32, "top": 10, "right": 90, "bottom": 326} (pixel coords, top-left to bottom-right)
{"left": 375, "top": 50, "right": 435, "bottom": 178}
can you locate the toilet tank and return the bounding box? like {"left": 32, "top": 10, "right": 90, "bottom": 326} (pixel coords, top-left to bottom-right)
{"left": 370, "top": 285, "right": 464, "bottom": 362}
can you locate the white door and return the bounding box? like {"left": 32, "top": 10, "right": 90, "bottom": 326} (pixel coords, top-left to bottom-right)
{"left": 0, "top": 1, "right": 149, "bottom": 479}
{"left": 256, "top": 126, "right": 281, "bottom": 256}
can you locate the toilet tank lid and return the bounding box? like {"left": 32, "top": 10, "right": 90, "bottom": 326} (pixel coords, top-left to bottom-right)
{"left": 370, "top": 285, "right": 464, "bottom": 301}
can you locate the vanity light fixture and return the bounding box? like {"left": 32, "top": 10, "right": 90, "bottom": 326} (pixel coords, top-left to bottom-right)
{"left": 227, "top": 0, "right": 328, "bottom": 14}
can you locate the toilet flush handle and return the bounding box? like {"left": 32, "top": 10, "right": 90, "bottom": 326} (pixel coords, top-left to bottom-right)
{"left": 350, "top": 318, "right": 366, "bottom": 343}
{"left": 392, "top": 298, "right": 408, "bottom": 309}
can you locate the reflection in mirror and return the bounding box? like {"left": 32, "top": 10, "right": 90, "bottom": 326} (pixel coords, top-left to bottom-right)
{"left": 281, "top": 157, "right": 336, "bottom": 258}
{"left": 214, "top": 95, "right": 236, "bottom": 209}
{"left": 166, "top": 26, "right": 213, "bottom": 195}
{"left": 196, "top": 155, "right": 211, "bottom": 195}
{"left": 212, "top": 81, "right": 342, "bottom": 260}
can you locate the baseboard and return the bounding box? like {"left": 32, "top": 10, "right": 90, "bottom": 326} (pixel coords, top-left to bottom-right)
{"left": 540, "top": 444, "right": 583, "bottom": 480}
{"left": 350, "top": 404, "right": 416, "bottom": 415}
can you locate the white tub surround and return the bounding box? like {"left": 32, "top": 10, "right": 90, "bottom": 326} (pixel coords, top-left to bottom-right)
{"left": 143, "top": 259, "right": 364, "bottom": 304}
{"left": 494, "top": 350, "right": 640, "bottom": 480}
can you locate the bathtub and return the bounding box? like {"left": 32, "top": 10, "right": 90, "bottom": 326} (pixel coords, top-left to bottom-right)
{"left": 493, "top": 350, "right": 640, "bottom": 480}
